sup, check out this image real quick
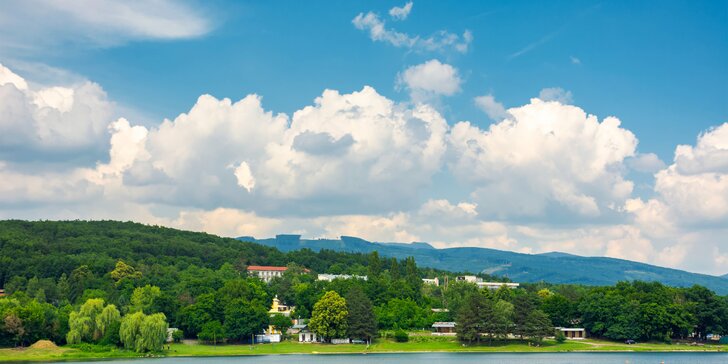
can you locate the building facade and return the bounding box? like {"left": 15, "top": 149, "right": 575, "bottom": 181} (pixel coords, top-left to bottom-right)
{"left": 555, "top": 327, "right": 586, "bottom": 339}
{"left": 247, "top": 265, "right": 288, "bottom": 282}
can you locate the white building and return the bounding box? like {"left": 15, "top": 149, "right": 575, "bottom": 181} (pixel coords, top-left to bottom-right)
{"left": 456, "top": 275, "right": 478, "bottom": 283}
{"left": 456, "top": 276, "right": 519, "bottom": 290}
{"left": 477, "top": 282, "right": 520, "bottom": 290}
{"left": 317, "top": 274, "right": 368, "bottom": 281}
{"left": 422, "top": 278, "right": 439, "bottom": 286}
{"left": 248, "top": 265, "right": 288, "bottom": 282}
{"left": 555, "top": 327, "right": 586, "bottom": 339}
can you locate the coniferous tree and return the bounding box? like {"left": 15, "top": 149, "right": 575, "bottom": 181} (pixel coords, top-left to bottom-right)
{"left": 346, "top": 286, "right": 377, "bottom": 341}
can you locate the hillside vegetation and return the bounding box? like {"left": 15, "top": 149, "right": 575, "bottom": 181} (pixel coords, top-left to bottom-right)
{"left": 0, "top": 220, "right": 726, "bottom": 352}
{"left": 248, "top": 235, "right": 728, "bottom": 294}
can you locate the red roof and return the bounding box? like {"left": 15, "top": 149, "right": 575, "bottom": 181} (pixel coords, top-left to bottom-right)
{"left": 247, "top": 266, "right": 288, "bottom": 272}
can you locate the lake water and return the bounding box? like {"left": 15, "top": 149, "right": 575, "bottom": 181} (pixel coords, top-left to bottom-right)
{"left": 49, "top": 352, "right": 728, "bottom": 364}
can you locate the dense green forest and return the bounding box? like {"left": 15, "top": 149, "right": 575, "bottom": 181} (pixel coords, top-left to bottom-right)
{"left": 0, "top": 220, "right": 726, "bottom": 350}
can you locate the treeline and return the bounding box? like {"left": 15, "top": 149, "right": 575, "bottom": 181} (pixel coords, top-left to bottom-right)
{"left": 0, "top": 220, "right": 726, "bottom": 349}
{"left": 451, "top": 280, "right": 728, "bottom": 344}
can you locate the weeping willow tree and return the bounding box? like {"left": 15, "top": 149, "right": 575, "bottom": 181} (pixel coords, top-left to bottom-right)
{"left": 97, "top": 304, "right": 121, "bottom": 337}
{"left": 120, "top": 312, "right": 168, "bottom": 352}
{"left": 67, "top": 298, "right": 120, "bottom": 344}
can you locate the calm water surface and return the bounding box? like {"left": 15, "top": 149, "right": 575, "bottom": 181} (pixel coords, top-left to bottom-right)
{"left": 49, "top": 352, "right": 728, "bottom": 364}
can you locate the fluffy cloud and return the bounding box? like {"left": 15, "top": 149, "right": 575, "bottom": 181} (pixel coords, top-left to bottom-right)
{"left": 627, "top": 153, "right": 667, "bottom": 173}
{"left": 1, "top": 63, "right": 726, "bottom": 275}
{"left": 0, "top": 0, "right": 212, "bottom": 54}
{"left": 389, "top": 2, "right": 413, "bottom": 20}
{"left": 538, "top": 87, "right": 573, "bottom": 104}
{"left": 450, "top": 98, "right": 637, "bottom": 219}
{"left": 107, "top": 86, "right": 447, "bottom": 216}
{"left": 352, "top": 11, "right": 472, "bottom": 53}
{"left": 0, "top": 64, "right": 113, "bottom": 161}
{"left": 474, "top": 94, "right": 510, "bottom": 121}
{"left": 397, "top": 60, "right": 462, "bottom": 102}
{"left": 628, "top": 123, "right": 728, "bottom": 225}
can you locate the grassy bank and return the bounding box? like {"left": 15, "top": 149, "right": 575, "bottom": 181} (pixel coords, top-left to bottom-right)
{"left": 1, "top": 337, "right": 725, "bottom": 362}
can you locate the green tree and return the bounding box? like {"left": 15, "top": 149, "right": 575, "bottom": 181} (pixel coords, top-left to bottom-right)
{"left": 172, "top": 329, "right": 184, "bottom": 343}
{"left": 119, "top": 311, "right": 168, "bottom": 352}
{"left": 490, "top": 300, "right": 514, "bottom": 340}
{"left": 69, "top": 265, "right": 94, "bottom": 303}
{"left": 309, "top": 291, "right": 348, "bottom": 341}
{"left": 129, "top": 285, "right": 162, "bottom": 314}
{"left": 110, "top": 260, "right": 142, "bottom": 286}
{"left": 367, "top": 251, "right": 382, "bottom": 278}
{"left": 346, "top": 286, "right": 377, "bottom": 341}
{"left": 457, "top": 293, "right": 492, "bottom": 344}
{"left": 524, "top": 309, "right": 553, "bottom": 344}
{"left": 3, "top": 314, "right": 25, "bottom": 347}
{"left": 541, "top": 293, "right": 574, "bottom": 327}
{"left": 269, "top": 314, "right": 293, "bottom": 338}
{"left": 56, "top": 274, "right": 70, "bottom": 303}
{"left": 67, "top": 298, "right": 105, "bottom": 343}
{"left": 96, "top": 304, "right": 121, "bottom": 338}
{"left": 198, "top": 320, "right": 225, "bottom": 345}
{"left": 223, "top": 298, "right": 268, "bottom": 342}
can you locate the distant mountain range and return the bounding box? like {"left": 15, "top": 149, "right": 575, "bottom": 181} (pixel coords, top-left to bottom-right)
{"left": 239, "top": 235, "right": 728, "bottom": 295}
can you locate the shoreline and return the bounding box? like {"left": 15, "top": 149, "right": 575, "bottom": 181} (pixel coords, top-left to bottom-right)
{"left": 2, "top": 339, "right": 725, "bottom": 362}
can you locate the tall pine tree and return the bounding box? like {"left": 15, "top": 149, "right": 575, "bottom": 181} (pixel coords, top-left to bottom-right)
{"left": 346, "top": 286, "right": 377, "bottom": 341}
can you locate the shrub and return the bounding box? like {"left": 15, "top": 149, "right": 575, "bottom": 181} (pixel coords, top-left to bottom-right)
{"left": 555, "top": 331, "right": 566, "bottom": 344}
{"left": 394, "top": 329, "right": 409, "bottom": 342}
{"left": 172, "top": 329, "right": 184, "bottom": 343}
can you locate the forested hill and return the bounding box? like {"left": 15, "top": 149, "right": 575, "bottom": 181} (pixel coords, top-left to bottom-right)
{"left": 0, "top": 220, "right": 450, "bottom": 289}
{"left": 244, "top": 235, "right": 728, "bottom": 295}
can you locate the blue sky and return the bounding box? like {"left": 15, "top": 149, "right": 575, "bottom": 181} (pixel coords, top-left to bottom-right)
{"left": 0, "top": 0, "right": 726, "bottom": 274}
{"left": 33, "top": 0, "right": 727, "bottom": 158}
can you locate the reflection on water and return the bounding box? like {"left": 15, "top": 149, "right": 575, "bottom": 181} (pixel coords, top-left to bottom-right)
{"left": 45, "top": 352, "right": 728, "bottom": 364}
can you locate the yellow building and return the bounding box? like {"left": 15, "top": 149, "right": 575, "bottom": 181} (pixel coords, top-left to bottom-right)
{"left": 266, "top": 296, "right": 294, "bottom": 336}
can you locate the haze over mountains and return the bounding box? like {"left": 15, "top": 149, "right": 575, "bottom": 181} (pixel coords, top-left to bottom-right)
{"left": 241, "top": 235, "right": 728, "bottom": 295}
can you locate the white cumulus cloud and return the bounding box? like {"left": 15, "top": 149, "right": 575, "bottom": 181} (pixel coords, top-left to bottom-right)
{"left": 474, "top": 94, "right": 511, "bottom": 121}
{"left": 397, "top": 60, "right": 462, "bottom": 102}
{"left": 450, "top": 98, "right": 637, "bottom": 219}
{"left": 389, "top": 2, "right": 413, "bottom": 20}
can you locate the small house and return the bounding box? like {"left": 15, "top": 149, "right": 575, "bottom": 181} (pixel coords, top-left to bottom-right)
{"left": 432, "top": 322, "right": 456, "bottom": 336}
{"left": 555, "top": 327, "right": 586, "bottom": 339}
{"left": 296, "top": 324, "right": 318, "bottom": 343}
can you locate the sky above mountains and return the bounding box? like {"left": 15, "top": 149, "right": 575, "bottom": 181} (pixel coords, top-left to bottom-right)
{"left": 0, "top": 0, "right": 726, "bottom": 275}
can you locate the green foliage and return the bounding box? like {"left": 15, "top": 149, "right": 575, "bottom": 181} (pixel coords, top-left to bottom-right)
{"left": 110, "top": 261, "right": 141, "bottom": 286}
{"left": 375, "top": 298, "right": 432, "bottom": 330}
{"left": 96, "top": 304, "right": 121, "bottom": 338}
{"left": 171, "top": 328, "right": 184, "bottom": 343}
{"left": 524, "top": 309, "right": 552, "bottom": 344}
{"left": 555, "top": 330, "right": 566, "bottom": 343}
{"left": 309, "top": 291, "right": 348, "bottom": 341}
{"left": 269, "top": 314, "right": 293, "bottom": 337}
{"left": 1, "top": 220, "right": 726, "bottom": 350}
{"left": 346, "top": 286, "right": 377, "bottom": 340}
{"left": 68, "top": 298, "right": 106, "bottom": 343}
{"left": 456, "top": 292, "right": 492, "bottom": 344}
{"left": 223, "top": 298, "right": 268, "bottom": 342}
{"left": 394, "top": 328, "right": 409, "bottom": 342}
{"left": 129, "top": 285, "right": 161, "bottom": 314}
{"left": 198, "top": 320, "right": 225, "bottom": 344}
{"left": 119, "top": 311, "right": 168, "bottom": 352}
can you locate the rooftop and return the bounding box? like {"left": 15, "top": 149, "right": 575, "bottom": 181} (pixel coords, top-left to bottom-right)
{"left": 432, "top": 322, "right": 456, "bottom": 328}
{"left": 247, "top": 266, "right": 288, "bottom": 272}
